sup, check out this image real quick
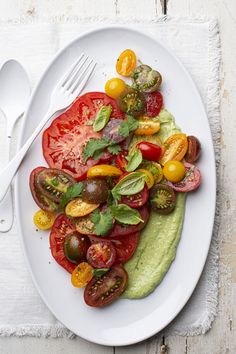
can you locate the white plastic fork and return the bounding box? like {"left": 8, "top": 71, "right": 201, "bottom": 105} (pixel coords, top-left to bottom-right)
{"left": 0, "top": 53, "right": 97, "bottom": 202}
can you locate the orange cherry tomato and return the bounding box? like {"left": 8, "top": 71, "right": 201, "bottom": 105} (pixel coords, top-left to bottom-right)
{"left": 87, "top": 164, "right": 123, "bottom": 178}
{"left": 65, "top": 198, "right": 99, "bottom": 217}
{"left": 116, "top": 49, "right": 137, "bottom": 77}
{"left": 105, "top": 78, "right": 126, "bottom": 99}
{"left": 135, "top": 117, "right": 160, "bottom": 136}
{"left": 163, "top": 160, "right": 186, "bottom": 183}
{"left": 71, "top": 262, "right": 93, "bottom": 288}
{"left": 160, "top": 134, "right": 188, "bottom": 165}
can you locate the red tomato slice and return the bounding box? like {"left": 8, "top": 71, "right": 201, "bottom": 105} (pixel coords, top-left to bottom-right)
{"left": 89, "top": 232, "right": 139, "bottom": 264}
{"left": 107, "top": 204, "right": 150, "bottom": 238}
{"left": 43, "top": 92, "right": 124, "bottom": 181}
{"left": 86, "top": 242, "right": 116, "bottom": 268}
{"left": 49, "top": 214, "right": 78, "bottom": 273}
{"left": 168, "top": 162, "right": 201, "bottom": 192}
{"left": 145, "top": 92, "right": 163, "bottom": 117}
{"left": 121, "top": 184, "right": 149, "bottom": 208}
{"left": 115, "top": 150, "right": 128, "bottom": 172}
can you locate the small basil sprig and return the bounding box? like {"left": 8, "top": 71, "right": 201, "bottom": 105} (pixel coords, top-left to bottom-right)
{"left": 93, "top": 105, "right": 112, "bottom": 132}
{"left": 125, "top": 147, "right": 142, "bottom": 172}
{"left": 111, "top": 172, "right": 146, "bottom": 200}
{"left": 90, "top": 208, "right": 113, "bottom": 236}
{"left": 111, "top": 204, "right": 144, "bottom": 225}
{"left": 60, "top": 182, "right": 83, "bottom": 209}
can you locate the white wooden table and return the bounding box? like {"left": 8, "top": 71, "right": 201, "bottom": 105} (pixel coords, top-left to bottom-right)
{"left": 0, "top": 0, "right": 235, "bottom": 353}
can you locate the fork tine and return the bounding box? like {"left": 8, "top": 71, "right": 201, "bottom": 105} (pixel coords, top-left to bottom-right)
{"left": 72, "top": 61, "right": 97, "bottom": 97}
{"left": 63, "top": 55, "right": 89, "bottom": 90}
{"left": 69, "top": 58, "right": 94, "bottom": 93}
{"left": 59, "top": 53, "right": 85, "bottom": 87}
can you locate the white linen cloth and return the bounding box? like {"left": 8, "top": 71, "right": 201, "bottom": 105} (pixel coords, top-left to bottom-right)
{"left": 0, "top": 17, "right": 220, "bottom": 337}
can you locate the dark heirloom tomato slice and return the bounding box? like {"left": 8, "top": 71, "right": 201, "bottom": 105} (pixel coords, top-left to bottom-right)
{"left": 42, "top": 92, "right": 124, "bottom": 181}
{"left": 107, "top": 204, "right": 150, "bottom": 238}
{"left": 87, "top": 242, "right": 116, "bottom": 268}
{"left": 50, "top": 214, "right": 80, "bottom": 273}
{"left": 121, "top": 184, "right": 149, "bottom": 209}
{"left": 36, "top": 168, "right": 76, "bottom": 203}
{"left": 30, "top": 166, "right": 60, "bottom": 212}
{"left": 145, "top": 92, "right": 163, "bottom": 117}
{"left": 89, "top": 232, "right": 139, "bottom": 264}
{"left": 84, "top": 265, "right": 128, "bottom": 307}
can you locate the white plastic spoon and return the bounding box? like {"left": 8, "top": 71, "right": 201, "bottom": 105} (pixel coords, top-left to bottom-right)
{"left": 0, "top": 60, "right": 30, "bottom": 232}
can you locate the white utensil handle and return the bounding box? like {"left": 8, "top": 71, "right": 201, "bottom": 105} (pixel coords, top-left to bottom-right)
{"left": 0, "top": 136, "right": 13, "bottom": 232}
{"left": 0, "top": 107, "right": 54, "bottom": 202}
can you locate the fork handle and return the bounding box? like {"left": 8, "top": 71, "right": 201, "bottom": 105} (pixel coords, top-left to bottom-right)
{"left": 0, "top": 107, "right": 54, "bottom": 202}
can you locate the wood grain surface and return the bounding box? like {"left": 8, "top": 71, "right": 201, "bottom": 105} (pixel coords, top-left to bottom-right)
{"left": 0, "top": 0, "right": 235, "bottom": 353}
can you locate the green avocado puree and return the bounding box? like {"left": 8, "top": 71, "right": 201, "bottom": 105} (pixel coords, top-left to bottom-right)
{"left": 123, "top": 109, "right": 186, "bottom": 299}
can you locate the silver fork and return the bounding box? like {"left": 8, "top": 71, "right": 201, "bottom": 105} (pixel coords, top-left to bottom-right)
{"left": 0, "top": 53, "right": 96, "bottom": 201}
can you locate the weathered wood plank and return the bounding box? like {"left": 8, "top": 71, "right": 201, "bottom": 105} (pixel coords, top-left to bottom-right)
{"left": 166, "top": 0, "right": 236, "bottom": 353}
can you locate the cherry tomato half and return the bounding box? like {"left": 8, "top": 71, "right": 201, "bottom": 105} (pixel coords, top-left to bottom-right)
{"left": 87, "top": 242, "right": 116, "bottom": 268}
{"left": 167, "top": 162, "right": 201, "bottom": 192}
{"left": 116, "top": 49, "right": 136, "bottom": 77}
{"left": 65, "top": 198, "right": 99, "bottom": 217}
{"left": 33, "top": 209, "right": 55, "bottom": 230}
{"left": 145, "top": 92, "right": 163, "bottom": 117}
{"left": 163, "top": 160, "right": 186, "bottom": 183}
{"left": 84, "top": 265, "right": 128, "bottom": 307}
{"left": 160, "top": 133, "right": 188, "bottom": 165}
{"left": 105, "top": 78, "right": 126, "bottom": 99}
{"left": 115, "top": 150, "right": 128, "bottom": 172}
{"left": 89, "top": 232, "right": 139, "bottom": 264}
{"left": 185, "top": 136, "right": 201, "bottom": 163}
{"left": 71, "top": 262, "right": 93, "bottom": 288}
{"left": 87, "top": 164, "right": 123, "bottom": 178}
{"left": 134, "top": 117, "right": 160, "bottom": 136}
{"left": 137, "top": 141, "right": 162, "bottom": 161}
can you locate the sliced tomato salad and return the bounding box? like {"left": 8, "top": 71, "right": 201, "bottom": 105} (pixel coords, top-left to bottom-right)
{"left": 29, "top": 49, "right": 203, "bottom": 308}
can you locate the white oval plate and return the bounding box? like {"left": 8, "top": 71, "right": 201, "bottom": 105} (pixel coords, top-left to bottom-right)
{"left": 15, "top": 26, "right": 216, "bottom": 346}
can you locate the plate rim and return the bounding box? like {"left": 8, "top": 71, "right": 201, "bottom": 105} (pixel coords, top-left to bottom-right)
{"left": 15, "top": 24, "right": 216, "bottom": 346}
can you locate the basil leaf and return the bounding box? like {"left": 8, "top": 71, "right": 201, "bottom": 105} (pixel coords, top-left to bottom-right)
{"left": 118, "top": 121, "right": 130, "bottom": 138}
{"left": 111, "top": 172, "right": 146, "bottom": 200}
{"left": 93, "top": 105, "right": 112, "bottom": 132}
{"left": 111, "top": 204, "right": 144, "bottom": 225}
{"left": 126, "top": 115, "right": 139, "bottom": 132}
{"left": 60, "top": 182, "right": 83, "bottom": 209}
{"left": 93, "top": 268, "right": 110, "bottom": 277}
{"left": 125, "top": 147, "right": 142, "bottom": 172}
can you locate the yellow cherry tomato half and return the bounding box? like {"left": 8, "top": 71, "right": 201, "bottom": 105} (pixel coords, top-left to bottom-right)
{"left": 135, "top": 117, "right": 160, "bottom": 136}
{"left": 163, "top": 160, "right": 186, "bottom": 183}
{"left": 116, "top": 49, "right": 137, "bottom": 77}
{"left": 33, "top": 209, "right": 55, "bottom": 230}
{"left": 105, "top": 78, "right": 126, "bottom": 99}
{"left": 140, "top": 161, "right": 163, "bottom": 183}
{"left": 65, "top": 198, "right": 99, "bottom": 217}
{"left": 71, "top": 262, "right": 93, "bottom": 288}
{"left": 87, "top": 164, "right": 123, "bottom": 178}
{"left": 136, "top": 169, "right": 155, "bottom": 189}
{"left": 160, "top": 133, "right": 188, "bottom": 165}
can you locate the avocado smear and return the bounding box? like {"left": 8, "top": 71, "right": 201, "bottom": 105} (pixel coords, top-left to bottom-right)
{"left": 123, "top": 109, "right": 186, "bottom": 299}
